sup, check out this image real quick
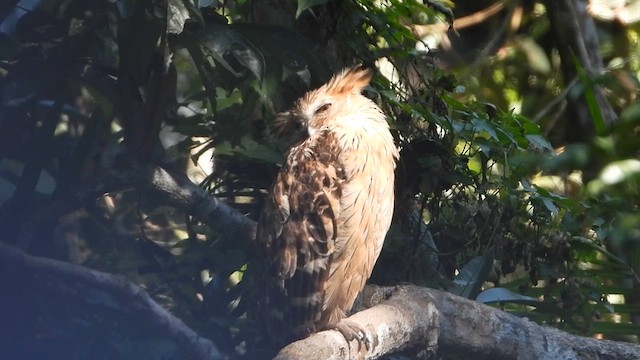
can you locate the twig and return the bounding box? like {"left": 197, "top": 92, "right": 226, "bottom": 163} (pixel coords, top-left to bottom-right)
{"left": 411, "top": 1, "right": 507, "bottom": 38}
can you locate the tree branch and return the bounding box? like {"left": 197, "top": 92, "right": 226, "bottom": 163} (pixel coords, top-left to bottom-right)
{"left": 140, "top": 165, "right": 257, "bottom": 244}
{"left": 76, "top": 155, "right": 258, "bottom": 246}
{"left": 0, "top": 241, "right": 228, "bottom": 360}
{"left": 276, "top": 285, "right": 640, "bottom": 360}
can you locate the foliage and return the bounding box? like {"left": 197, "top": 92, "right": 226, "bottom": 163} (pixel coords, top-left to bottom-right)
{"left": 1, "top": 0, "right": 640, "bottom": 358}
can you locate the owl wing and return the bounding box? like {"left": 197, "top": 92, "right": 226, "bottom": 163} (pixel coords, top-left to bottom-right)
{"left": 257, "top": 131, "right": 345, "bottom": 343}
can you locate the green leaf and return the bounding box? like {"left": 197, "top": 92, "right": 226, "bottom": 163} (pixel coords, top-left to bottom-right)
{"left": 216, "top": 87, "right": 243, "bottom": 111}
{"left": 539, "top": 196, "right": 558, "bottom": 216}
{"left": 571, "top": 236, "right": 630, "bottom": 269}
{"left": 236, "top": 137, "right": 284, "bottom": 165}
{"left": 296, "top": 0, "right": 331, "bottom": 18}
{"left": 573, "top": 55, "right": 605, "bottom": 135}
{"left": 494, "top": 124, "right": 520, "bottom": 147}
{"left": 470, "top": 118, "right": 498, "bottom": 140}
{"left": 452, "top": 246, "right": 495, "bottom": 299}
{"left": 214, "top": 141, "right": 234, "bottom": 156}
{"left": 525, "top": 134, "right": 553, "bottom": 152}
{"left": 476, "top": 287, "right": 541, "bottom": 305}
{"left": 230, "top": 23, "right": 330, "bottom": 84}
{"left": 514, "top": 35, "right": 551, "bottom": 74}
{"left": 196, "top": 24, "right": 265, "bottom": 81}
{"left": 542, "top": 144, "right": 590, "bottom": 172}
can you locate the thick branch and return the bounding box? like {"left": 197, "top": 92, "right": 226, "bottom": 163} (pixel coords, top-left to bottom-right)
{"left": 275, "top": 286, "right": 439, "bottom": 360}
{"left": 140, "top": 165, "right": 257, "bottom": 243}
{"left": 0, "top": 241, "right": 228, "bottom": 360}
{"left": 277, "top": 285, "right": 640, "bottom": 360}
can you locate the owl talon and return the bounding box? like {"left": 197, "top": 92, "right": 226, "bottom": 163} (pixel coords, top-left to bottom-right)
{"left": 334, "top": 320, "right": 372, "bottom": 352}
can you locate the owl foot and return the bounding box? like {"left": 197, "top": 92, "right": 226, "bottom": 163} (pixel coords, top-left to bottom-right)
{"left": 334, "top": 319, "right": 372, "bottom": 353}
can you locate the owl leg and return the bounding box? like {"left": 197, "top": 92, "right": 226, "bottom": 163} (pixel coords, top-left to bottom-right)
{"left": 334, "top": 319, "right": 373, "bottom": 352}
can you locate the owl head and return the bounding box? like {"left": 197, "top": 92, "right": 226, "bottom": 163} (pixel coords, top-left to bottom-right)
{"left": 270, "top": 65, "right": 378, "bottom": 144}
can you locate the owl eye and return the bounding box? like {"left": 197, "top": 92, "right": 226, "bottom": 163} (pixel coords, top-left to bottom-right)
{"left": 315, "top": 103, "right": 332, "bottom": 115}
{"left": 292, "top": 118, "right": 304, "bottom": 131}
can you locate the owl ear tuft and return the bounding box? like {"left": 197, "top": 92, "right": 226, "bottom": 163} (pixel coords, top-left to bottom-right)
{"left": 329, "top": 64, "right": 373, "bottom": 95}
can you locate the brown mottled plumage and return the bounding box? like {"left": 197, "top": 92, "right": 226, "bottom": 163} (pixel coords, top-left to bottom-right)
{"left": 257, "top": 66, "right": 398, "bottom": 347}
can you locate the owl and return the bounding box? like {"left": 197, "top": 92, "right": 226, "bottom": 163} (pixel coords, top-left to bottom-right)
{"left": 257, "top": 65, "right": 398, "bottom": 347}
